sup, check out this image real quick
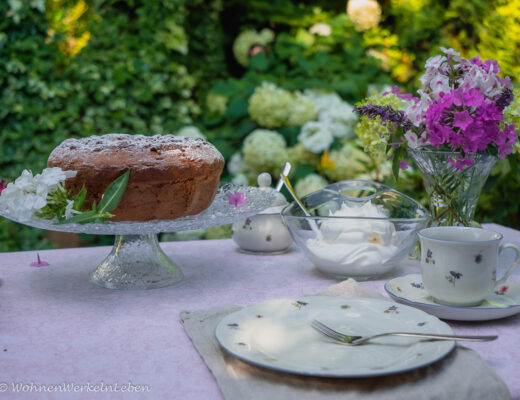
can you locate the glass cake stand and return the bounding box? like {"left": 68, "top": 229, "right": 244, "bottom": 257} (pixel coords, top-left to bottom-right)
{"left": 0, "top": 184, "right": 275, "bottom": 290}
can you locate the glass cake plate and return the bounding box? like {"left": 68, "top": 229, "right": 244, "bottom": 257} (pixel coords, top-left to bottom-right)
{"left": 0, "top": 183, "right": 275, "bottom": 290}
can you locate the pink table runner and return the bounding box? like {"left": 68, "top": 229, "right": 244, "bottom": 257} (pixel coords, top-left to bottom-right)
{"left": 0, "top": 223, "right": 518, "bottom": 399}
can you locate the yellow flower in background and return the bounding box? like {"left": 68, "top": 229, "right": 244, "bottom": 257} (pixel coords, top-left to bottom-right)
{"left": 347, "top": 0, "right": 382, "bottom": 32}
{"left": 323, "top": 143, "right": 370, "bottom": 181}
{"left": 318, "top": 151, "right": 335, "bottom": 172}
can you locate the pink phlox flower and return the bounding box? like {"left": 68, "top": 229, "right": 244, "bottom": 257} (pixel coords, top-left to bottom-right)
{"left": 0, "top": 179, "right": 6, "bottom": 195}
{"left": 494, "top": 124, "right": 517, "bottom": 158}
{"left": 30, "top": 253, "right": 49, "bottom": 267}
{"left": 227, "top": 192, "right": 247, "bottom": 207}
{"left": 385, "top": 86, "right": 417, "bottom": 102}
{"left": 453, "top": 110, "right": 473, "bottom": 130}
{"left": 399, "top": 160, "right": 411, "bottom": 170}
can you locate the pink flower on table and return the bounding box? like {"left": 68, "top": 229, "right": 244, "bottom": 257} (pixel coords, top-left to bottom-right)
{"left": 30, "top": 253, "right": 49, "bottom": 267}
{"left": 227, "top": 192, "right": 247, "bottom": 207}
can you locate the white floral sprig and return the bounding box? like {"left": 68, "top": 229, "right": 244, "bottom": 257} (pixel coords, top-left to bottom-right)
{"left": 0, "top": 168, "right": 130, "bottom": 224}
{"left": 0, "top": 168, "right": 78, "bottom": 222}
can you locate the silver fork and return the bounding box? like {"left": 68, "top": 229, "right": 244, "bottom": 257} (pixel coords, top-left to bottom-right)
{"left": 311, "top": 320, "right": 498, "bottom": 346}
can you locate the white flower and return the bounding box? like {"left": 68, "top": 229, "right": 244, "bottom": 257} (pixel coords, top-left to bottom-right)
{"left": 298, "top": 121, "right": 334, "bottom": 154}
{"left": 248, "top": 82, "right": 293, "bottom": 128}
{"left": 242, "top": 129, "right": 288, "bottom": 176}
{"left": 318, "top": 102, "right": 358, "bottom": 140}
{"left": 309, "top": 23, "right": 332, "bottom": 37}
{"left": 231, "top": 173, "right": 249, "bottom": 186}
{"left": 64, "top": 199, "right": 75, "bottom": 219}
{"left": 295, "top": 174, "right": 329, "bottom": 198}
{"left": 404, "top": 130, "right": 429, "bottom": 149}
{"left": 346, "top": 0, "right": 382, "bottom": 32}
{"left": 405, "top": 89, "right": 432, "bottom": 127}
{"left": 0, "top": 168, "right": 76, "bottom": 222}
{"left": 303, "top": 90, "right": 344, "bottom": 114}
{"left": 424, "top": 55, "right": 447, "bottom": 70}
{"left": 227, "top": 152, "right": 244, "bottom": 175}
{"left": 177, "top": 126, "right": 206, "bottom": 140}
{"left": 286, "top": 92, "right": 317, "bottom": 127}
{"left": 429, "top": 74, "right": 451, "bottom": 99}
{"left": 440, "top": 47, "right": 460, "bottom": 59}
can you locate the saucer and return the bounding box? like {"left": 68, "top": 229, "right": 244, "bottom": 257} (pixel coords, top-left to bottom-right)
{"left": 385, "top": 274, "right": 520, "bottom": 321}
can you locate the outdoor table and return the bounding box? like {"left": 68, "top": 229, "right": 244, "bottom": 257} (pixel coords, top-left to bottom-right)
{"left": 0, "top": 223, "right": 519, "bottom": 399}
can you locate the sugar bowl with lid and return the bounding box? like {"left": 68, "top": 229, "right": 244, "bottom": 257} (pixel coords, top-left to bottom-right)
{"left": 231, "top": 173, "right": 292, "bottom": 254}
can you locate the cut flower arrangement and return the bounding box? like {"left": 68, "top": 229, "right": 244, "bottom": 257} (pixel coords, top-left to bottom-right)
{"left": 354, "top": 47, "right": 518, "bottom": 177}
{"left": 0, "top": 168, "right": 130, "bottom": 224}
{"left": 354, "top": 48, "right": 519, "bottom": 226}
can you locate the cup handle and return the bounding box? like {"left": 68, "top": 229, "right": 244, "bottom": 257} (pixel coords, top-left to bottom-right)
{"left": 496, "top": 243, "right": 520, "bottom": 286}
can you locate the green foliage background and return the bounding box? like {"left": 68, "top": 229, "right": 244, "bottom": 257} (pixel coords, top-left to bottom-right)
{"left": 1, "top": 0, "right": 519, "bottom": 251}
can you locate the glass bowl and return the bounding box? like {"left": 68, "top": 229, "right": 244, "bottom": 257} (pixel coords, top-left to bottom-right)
{"left": 281, "top": 180, "right": 430, "bottom": 280}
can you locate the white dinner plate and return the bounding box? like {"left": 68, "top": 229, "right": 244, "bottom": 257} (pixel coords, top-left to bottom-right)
{"left": 385, "top": 274, "right": 520, "bottom": 321}
{"left": 215, "top": 296, "right": 454, "bottom": 378}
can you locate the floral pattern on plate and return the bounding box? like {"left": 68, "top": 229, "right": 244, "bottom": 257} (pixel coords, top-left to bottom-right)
{"left": 385, "top": 274, "right": 520, "bottom": 321}
{"left": 215, "top": 296, "right": 454, "bottom": 378}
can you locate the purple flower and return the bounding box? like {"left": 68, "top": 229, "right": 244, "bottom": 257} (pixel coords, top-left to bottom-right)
{"left": 227, "top": 192, "right": 247, "bottom": 207}
{"left": 452, "top": 110, "right": 472, "bottom": 130}
{"left": 30, "top": 253, "right": 49, "bottom": 268}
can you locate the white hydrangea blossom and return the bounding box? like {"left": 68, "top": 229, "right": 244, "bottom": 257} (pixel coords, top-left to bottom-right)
{"left": 346, "top": 0, "right": 382, "bottom": 32}
{"left": 227, "top": 152, "right": 245, "bottom": 175}
{"left": 295, "top": 174, "right": 329, "bottom": 198}
{"left": 242, "top": 129, "right": 288, "bottom": 176}
{"left": 303, "top": 90, "right": 344, "bottom": 114}
{"left": 248, "top": 82, "right": 293, "bottom": 129}
{"left": 323, "top": 143, "right": 370, "bottom": 181}
{"left": 177, "top": 126, "right": 206, "bottom": 140}
{"left": 309, "top": 23, "right": 332, "bottom": 37}
{"left": 206, "top": 93, "right": 228, "bottom": 114}
{"left": 287, "top": 92, "right": 318, "bottom": 127}
{"left": 0, "top": 168, "right": 76, "bottom": 222}
{"left": 231, "top": 173, "right": 249, "bottom": 186}
{"left": 298, "top": 121, "right": 334, "bottom": 154}
{"left": 318, "top": 102, "right": 358, "bottom": 140}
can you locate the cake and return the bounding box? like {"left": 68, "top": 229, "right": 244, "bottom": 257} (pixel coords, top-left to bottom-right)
{"left": 47, "top": 133, "right": 225, "bottom": 222}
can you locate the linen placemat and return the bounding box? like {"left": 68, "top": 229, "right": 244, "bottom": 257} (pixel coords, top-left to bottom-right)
{"left": 180, "top": 279, "right": 511, "bottom": 400}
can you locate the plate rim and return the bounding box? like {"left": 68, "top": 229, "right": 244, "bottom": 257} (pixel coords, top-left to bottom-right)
{"left": 215, "top": 296, "right": 455, "bottom": 378}
{"left": 384, "top": 274, "right": 520, "bottom": 321}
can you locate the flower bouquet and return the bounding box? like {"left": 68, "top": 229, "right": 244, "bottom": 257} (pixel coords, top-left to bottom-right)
{"left": 354, "top": 47, "right": 519, "bottom": 226}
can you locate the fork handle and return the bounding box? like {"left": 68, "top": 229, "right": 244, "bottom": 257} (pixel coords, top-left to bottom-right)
{"left": 357, "top": 332, "right": 498, "bottom": 344}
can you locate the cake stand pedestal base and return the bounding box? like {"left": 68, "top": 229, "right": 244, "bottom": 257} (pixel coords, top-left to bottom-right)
{"left": 90, "top": 234, "right": 183, "bottom": 290}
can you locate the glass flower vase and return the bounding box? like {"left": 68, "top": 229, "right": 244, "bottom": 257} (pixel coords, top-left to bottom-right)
{"left": 408, "top": 149, "right": 497, "bottom": 227}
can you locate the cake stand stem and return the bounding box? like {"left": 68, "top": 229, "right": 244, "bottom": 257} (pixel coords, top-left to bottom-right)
{"left": 90, "top": 234, "right": 183, "bottom": 290}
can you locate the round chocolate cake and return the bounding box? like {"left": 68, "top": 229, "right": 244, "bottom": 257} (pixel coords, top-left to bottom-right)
{"left": 47, "top": 133, "right": 225, "bottom": 222}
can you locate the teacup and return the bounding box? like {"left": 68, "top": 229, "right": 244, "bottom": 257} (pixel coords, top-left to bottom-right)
{"left": 418, "top": 226, "right": 520, "bottom": 306}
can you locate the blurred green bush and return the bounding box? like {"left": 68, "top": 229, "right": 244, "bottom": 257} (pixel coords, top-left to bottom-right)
{"left": 0, "top": 0, "right": 519, "bottom": 251}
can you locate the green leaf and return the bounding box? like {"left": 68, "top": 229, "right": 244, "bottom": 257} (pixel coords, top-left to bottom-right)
{"left": 72, "top": 185, "right": 87, "bottom": 211}
{"left": 248, "top": 52, "right": 269, "bottom": 71}
{"left": 97, "top": 169, "right": 131, "bottom": 213}
{"left": 392, "top": 147, "right": 405, "bottom": 181}
{"left": 56, "top": 210, "right": 99, "bottom": 225}
{"left": 225, "top": 99, "right": 249, "bottom": 119}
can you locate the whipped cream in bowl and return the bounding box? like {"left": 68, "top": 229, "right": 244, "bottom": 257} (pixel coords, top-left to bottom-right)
{"left": 281, "top": 180, "right": 429, "bottom": 280}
